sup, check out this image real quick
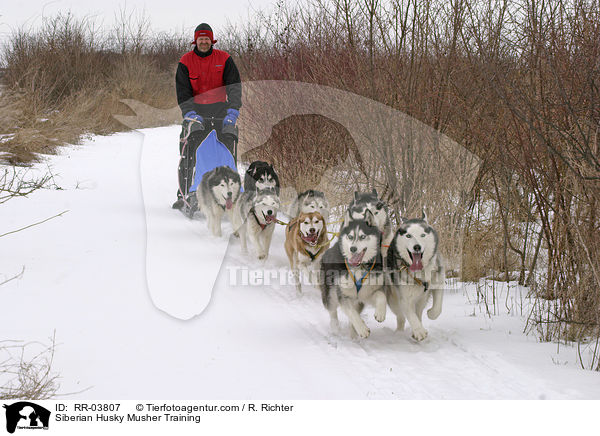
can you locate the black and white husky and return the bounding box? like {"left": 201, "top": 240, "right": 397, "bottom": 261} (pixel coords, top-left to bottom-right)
{"left": 346, "top": 190, "right": 393, "bottom": 259}
{"left": 320, "top": 212, "right": 386, "bottom": 339}
{"left": 243, "top": 161, "right": 280, "bottom": 193}
{"left": 287, "top": 189, "right": 330, "bottom": 219}
{"left": 386, "top": 213, "right": 445, "bottom": 341}
{"left": 232, "top": 187, "right": 280, "bottom": 260}
{"left": 197, "top": 166, "right": 241, "bottom": 237}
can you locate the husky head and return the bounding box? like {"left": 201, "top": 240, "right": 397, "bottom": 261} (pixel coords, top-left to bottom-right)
{"left": 298, "top": 190, "right": 330, "bottom": 217}
{"left": 346, "top": 189, "right": 389, "bottom": 231}
{"left": 296, "top": 211, "right": 326, "bottom": 246}
{"left": 208, "top": 166, "right": 241, "bottom": 210}
{"left": 252, "top": 188, "right": 280, "bottom": 225}
{"left": 245, "top": 161, "right": 280, "bottom": 192}
{"left": 339, "top": 212, "right": 380, "bottom": 267}
{"left": 389, "top": 214, "right": 438, "bottom": 272}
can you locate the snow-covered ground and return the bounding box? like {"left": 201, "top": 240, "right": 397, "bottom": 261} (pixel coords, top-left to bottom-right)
{"left": 1, "top": 125, "right": 600, "bottom": 399}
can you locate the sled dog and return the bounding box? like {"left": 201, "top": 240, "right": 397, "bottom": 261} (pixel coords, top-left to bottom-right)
{"left": 197, "top": 166, "right": 241, "bottom": 237}
{"left": 287, "top": 189, "right": 330, "bottom": 219}
{"left": 232, "top": 188, "right": 280, "bottom": 260}
{"left": 320, "top": 212, "right": 386, "bottom": 339}
{"left": 284, "top": 211, "right": 330, "bottom": 293}
{"left": 244, "top": 161, "right": 280, "bottom": 193}
{"left": 386, "top": 213, "right": 445, "bottom": 341}
{"left": 346, "top": 189, "right": 393, "bottom": 259}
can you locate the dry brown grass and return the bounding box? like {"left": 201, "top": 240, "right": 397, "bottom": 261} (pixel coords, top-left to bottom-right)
{"left": 0, "top": 13, "right": 182, "bottom": 165}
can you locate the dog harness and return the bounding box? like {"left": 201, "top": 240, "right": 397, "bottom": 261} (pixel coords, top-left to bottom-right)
{"left": 344, "top": 258, "right": 377, "bottom": 293}
{"left": 303, "top": 245, "right": 325, "bottom": 262}
{"left": 394, "top": 263, "right": 429, "bottom": 292}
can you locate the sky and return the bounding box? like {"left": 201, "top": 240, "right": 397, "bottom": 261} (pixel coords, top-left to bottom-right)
{"left": 0, "top": 0, "right": 278, "bottom": 45}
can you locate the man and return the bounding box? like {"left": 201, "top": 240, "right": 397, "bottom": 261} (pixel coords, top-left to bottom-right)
{"left": 173, "top": 23, "right": 242, "bottom": 210}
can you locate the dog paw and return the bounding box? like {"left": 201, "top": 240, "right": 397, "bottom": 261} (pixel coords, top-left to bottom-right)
{"left": 355, "top": 324, "right": 370, "bottom": 339}
{"left": 374, "top": 308, "right": 386, "bottom": 323}
{"left": 258, "top": 254, "right": 267, "bottom": 260}
{"left": 411, "top": 327, "right": 428, "bottom": 341}
{"left": 427, "top": 307, "right": 441, "bottom": 320}
{"left": 233, "top": 231, "right": 239, "bottom": 238}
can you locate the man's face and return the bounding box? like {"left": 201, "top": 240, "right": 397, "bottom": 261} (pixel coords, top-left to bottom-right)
{"left": 196, "top": 36, "right": 212, "bottom": 53}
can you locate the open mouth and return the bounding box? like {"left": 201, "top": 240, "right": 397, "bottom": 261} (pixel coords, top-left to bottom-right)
{"left": 348, "top": 248, "right": 367, "bottom": 267}
{"left": 301, "top": 232, "right": 319, "bottom": 246}
{"left": 263, "top": 212, "right": 276, "bottom": 224}
{"left": 408, "top": 250, "right": 424, "bottom": 272}
{"left": 224, "top": 196, "right": 233, "bottom": 210}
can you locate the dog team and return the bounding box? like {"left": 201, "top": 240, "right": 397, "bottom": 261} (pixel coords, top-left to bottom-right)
{"left": 194, "top": 161, "right": 446, "bottom": 341}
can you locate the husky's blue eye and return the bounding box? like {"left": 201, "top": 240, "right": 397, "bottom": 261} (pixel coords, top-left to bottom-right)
{"left": 359, "top": 234, "right": 366, "bottom": 240}
{"left": 406, "top": 234, "right": 412, "bottom": 238}
{"left": 421, "top": 234, "right": 426, "bottom": 237}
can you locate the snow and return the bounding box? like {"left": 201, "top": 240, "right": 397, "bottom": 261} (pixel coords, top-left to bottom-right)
{"left": 1, "top": 125, "right": 600, "bottom": 399}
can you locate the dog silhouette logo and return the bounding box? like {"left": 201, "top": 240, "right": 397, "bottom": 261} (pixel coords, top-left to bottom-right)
{"left": 3, "top": 402, "right": 50, "bottom": 433}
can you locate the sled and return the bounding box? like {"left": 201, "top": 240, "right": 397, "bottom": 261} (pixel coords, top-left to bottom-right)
{"left": 179, "top": 118, "right": 239, "bottom": 218}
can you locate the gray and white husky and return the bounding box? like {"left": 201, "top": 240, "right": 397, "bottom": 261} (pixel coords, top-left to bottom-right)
{"left": 346, "top": 190, "right": 393, "bottom": 259}
{"left": 386, "top": 213, "right": 445, "bottom": 341}
{"left": 288, "top": 189, "right": 330, "bottom": 219}
{"left": 320, "top": 212, "right": 386, "bottom": 339}
{"left": 232, "top": 188, "right": 280, "bottom": 260}
{"left": 197, "top": 166, "right": 241, "bottom": 237}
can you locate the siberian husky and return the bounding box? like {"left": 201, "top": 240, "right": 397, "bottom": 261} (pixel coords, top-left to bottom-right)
{"left": 287, "top": 189, "right": 330, "bottom": 219}
{"left": 386, "top": 213, "right": 445, "bottom": 341}
{"left": 232, "top": 188, "right": 280, "bottom": 260}
{"left": 346, "top": 189, "right": 393, "bottom": 259}
{"left": 197, "top": 166, "right": 241, "bottom": 237}
{"left": 320, "top": 212, "right": 386, "bottom": 339}
{"left": 284, "top": 211, "right": 330, "bottom": 293}
{"left": 243, "top": 161, "right": 280, "bottom": 193}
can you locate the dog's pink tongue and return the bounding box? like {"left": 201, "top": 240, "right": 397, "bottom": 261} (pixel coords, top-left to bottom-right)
{"left": 349, "top": 250, "right": 365, "bottom": 267}
{"left": 410, "top": 252, "right": 423, "bottom": 271}
{"left": 226, "top": 198, "right": 233, "bottom": 209}
{"left": 303, "top": 234, "right": 318, "bottom": 244}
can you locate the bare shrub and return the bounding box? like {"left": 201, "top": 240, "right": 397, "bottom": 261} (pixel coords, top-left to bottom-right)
{"left": 226, "top": 0, "right": 600, "bottom": 366}
{"left": 0, "top": 335, "right": 60, "bottom": 400}
{"left": 242, "top": 114, "right": 358, "bottom": 192}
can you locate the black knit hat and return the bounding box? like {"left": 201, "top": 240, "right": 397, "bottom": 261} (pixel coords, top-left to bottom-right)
{"left": 192, "top": 23, "right": 216, "bottom": 44}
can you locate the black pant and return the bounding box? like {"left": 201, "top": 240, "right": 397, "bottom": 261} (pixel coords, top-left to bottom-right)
{"left": 177, "top": 120, "right": 236, "bottom": 198}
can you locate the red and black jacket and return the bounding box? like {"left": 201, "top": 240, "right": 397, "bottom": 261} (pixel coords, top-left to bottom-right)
{"left": 175, "top": 46, "right": 242, "bottom": 118}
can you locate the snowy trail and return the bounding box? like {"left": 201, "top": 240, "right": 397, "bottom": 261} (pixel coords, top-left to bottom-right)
{"left": 1, "top": 126, "right": 599, "bottom": 399}
{"left": 221, "top": 229, "right": 569, "bottom": 400}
